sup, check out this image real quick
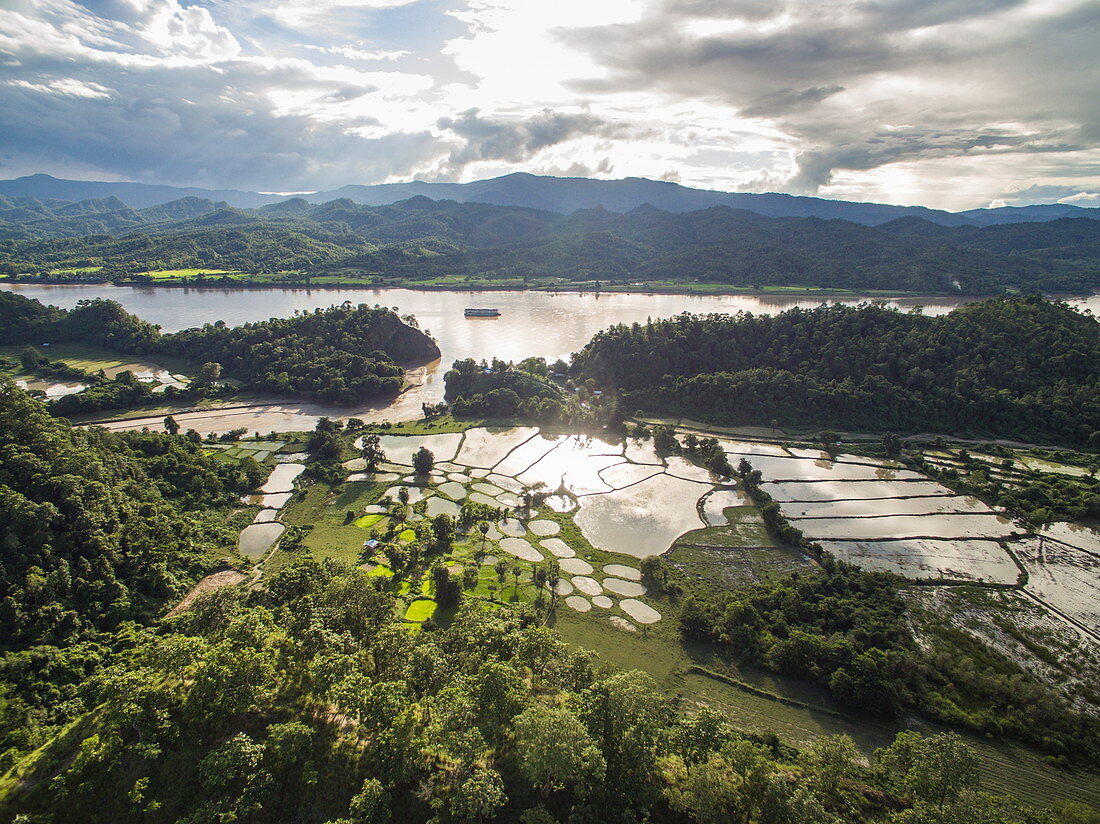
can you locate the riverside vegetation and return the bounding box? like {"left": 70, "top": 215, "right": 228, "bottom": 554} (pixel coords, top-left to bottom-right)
{"left": 570, "top": 295, "right": 1100, "bottom": 446}
{"left": 0, "top": 291, "right": 439, "bottom": 409}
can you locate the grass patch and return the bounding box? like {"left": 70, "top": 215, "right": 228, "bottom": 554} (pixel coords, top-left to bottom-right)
{"left": 0, "top": 343, "right": 196, "bottom": 379}
{"left": 667, "top": 544, "right": 813, "bottom": 595}
{"left": 362, "top": 416, "right": 476, "bottom": 435}
{"left": 279, "top": 481, "right": 388, "bottom": 565}
{"left": 136, "top": 268, "right": 236, "bottom": 279}
{"left": 403, "top": 599, "right": 437, "bottom": 622}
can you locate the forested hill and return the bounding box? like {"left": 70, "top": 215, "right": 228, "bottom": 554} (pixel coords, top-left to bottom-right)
{"left": 571, "top": 295, "right": 1100, "bottom": 445}
{"left": 0, "top": 292, "right": 440, "bottom": 403}
{"left": 5, "top": 171, "right": 1100, "bottom": 226}
{"left": 0, "top": 383, "right": 264, "bottom": 650}
{"left": 3, "top": 195, "right": 1100, "bottom": 294}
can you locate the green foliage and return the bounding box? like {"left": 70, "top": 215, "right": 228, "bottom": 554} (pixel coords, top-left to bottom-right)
{"left": 573, "top": 297, "right": 1100, "bottom": 444}
{"left": 5, "top": 196, "right": 1100, "bottom": 294}
{"left": 0, "top": 556, "right": 1092, "bottom": 823}
{"left": 0, "top": 383, "right": 262, "bottom": 763}
{"left": 680, "top": 559, "right": 1100, "bottom": 761}
{"left": 412, "top": 446, "right": 435, "bottom": 475}
{"left": 0, "top": 293, "right": 440, "bottom": 405}
{"left": 445, "top": 358, "right": 563, "bottom": 420}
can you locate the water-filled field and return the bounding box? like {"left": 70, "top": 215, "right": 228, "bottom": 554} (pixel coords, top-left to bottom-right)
{"left": 260, "top": 463, "right": 305, "bottom": 494}
{"left": 574, "top": 472, "right": 707, "bottom": 558}
{"left": 1016, "top": 537, "right": 1100, "bottom": 633}
{"left": 235, "top": 426, "right": 1098, "bottom": 647}
{"left": 791, "top": 513, "right": 1018, "bottom": 540}
{"left": 780, "top": 495, "right": 992, "bottom": 518}
{"left": 763, "top": 479, "right": 953, "bottom": 501}
{"left": 371, "top": 432, "right": 464, "bottom": 465}
{"left": 732, "top": 454, "right": 923, "bottom": 482}
{"left": 1040, "top": 522, "right": 1100, "bottom": 555}
{"left": 818, "top": 538, "right": 1019, "bottom": 582}
{"left": 237, "top": 523, "right": 285, "bottom": 559}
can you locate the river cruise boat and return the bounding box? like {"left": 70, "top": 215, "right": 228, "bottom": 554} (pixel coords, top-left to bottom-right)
{"left": 464, "top": 307, "right": 501, "bottom": 317}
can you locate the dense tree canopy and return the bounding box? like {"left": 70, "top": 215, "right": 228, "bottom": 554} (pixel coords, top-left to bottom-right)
{"left": 572, "top": 296, "right": 1100, "bottom": 445}
{"left": 1, "top": 558, "right": 1088, "bottom": 824}
{"left": 0, "top": 294, "right": 441, "bottom": 405}
{"left": 0, "top": 382, "right": 263, "bottom": 651}
{"left": 3, "top": 195, "right": 1099, "bottom": 294}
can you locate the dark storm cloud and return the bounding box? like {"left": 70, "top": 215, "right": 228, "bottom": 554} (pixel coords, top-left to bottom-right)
{"left": 436, "top": 108, "right": 636, "bottom": 171}
{"left": 739, "top": 85, "right": 845, "bottom": 118}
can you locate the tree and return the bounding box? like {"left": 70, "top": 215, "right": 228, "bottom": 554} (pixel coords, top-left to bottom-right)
{"left": 163, "top": 415, "right": 180, "bottom": 436}
{"left": 805, "top": 734, "right": 859, "bottom": 809}
{"left": 639, "top": 556, "right": 667, "bottom": 590}
{"left": 195, "top": 361, "right": 222, "bottom": 385}
{"left": 431, "top": 514, "right": 455, "bottom": 554}
{"left": 579, "top": 669, "right": 670, "bottom": 810}
{"left": 360, "top": 433, "right": 386, "bottom": 472}
{"left": 348, "top": 777, "right": 390, "bottom": 823}
{"left": 512, "top": 703, "right": 605, "bottom": 796}
{"left": 413, "top": 446, "right": 435, "bottom": 475}
{"left": 450, "top": 767, "right": 506, "bottom": 823}
{"left": 652, "top": 425, "right": 680, "bottom": 457}
{"left": 876, "top": 731, "right": 980, "bottom": 810}
{"left": 19, "top": 346, "right": 44, "bottom": 371}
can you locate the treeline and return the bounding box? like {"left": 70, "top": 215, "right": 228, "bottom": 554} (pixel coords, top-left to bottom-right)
{"left": 3, "top": 194, "right": 1099, "bottom": 294}
{"left": 2, "top": 558, "right": 1093, "bottom": 824}
{"left": 0, "top": 293, "right": 441, "bottom": 405}
{"left": 444, "top": 357, "right": 565, "bottom": 420}
{"left": 571, "top": 296, "right": 1100, "bottom": 445}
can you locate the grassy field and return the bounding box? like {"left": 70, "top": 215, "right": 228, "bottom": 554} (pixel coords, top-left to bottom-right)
{"left": 136, "top": 268, "right": 237, "bottom": 279}
{"left": 46, "top": 266, "right": 102, "bottom": 275}
{"left": 0, "top": 342, "right": 196, "bottom": 378}
{"left": 274, "top": 480, "right": 390, "bottom": 567}
{"left": 363, "top": 416, "right": 477, "bottom": 435}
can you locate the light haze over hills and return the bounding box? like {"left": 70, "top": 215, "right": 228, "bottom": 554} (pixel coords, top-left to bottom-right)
{"left": 2, "top": 173, "right": 1098, "bottom": 229}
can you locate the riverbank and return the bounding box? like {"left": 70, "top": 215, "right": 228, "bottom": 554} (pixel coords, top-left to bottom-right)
{"left": 0, "top": 273, "right": 1060, "bottom": 300}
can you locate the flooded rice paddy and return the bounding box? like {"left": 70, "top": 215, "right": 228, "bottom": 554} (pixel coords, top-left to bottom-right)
{"left": 818, "top": 539, "right": 1019, "bottom": 582}
{"left": 224, "top": 425, "right": 1097, "bottom": 641}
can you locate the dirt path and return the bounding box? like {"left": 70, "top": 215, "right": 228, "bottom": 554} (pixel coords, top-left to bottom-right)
{"left": 166, "top": 569, "right": 247, "bottom": 617}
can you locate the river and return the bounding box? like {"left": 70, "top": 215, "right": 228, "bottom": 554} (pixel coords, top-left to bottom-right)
{"left": 5, "top": 283, "right": 1097, "bottom": 432}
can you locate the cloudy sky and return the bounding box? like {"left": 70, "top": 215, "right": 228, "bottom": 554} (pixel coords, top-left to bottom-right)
{"left": 0, "top": 0, "right": 1097, "bottom": 210}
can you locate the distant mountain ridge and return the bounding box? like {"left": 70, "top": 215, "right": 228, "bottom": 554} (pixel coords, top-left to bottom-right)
{"left": 3, "top": 193, "right": 1099, "bottom": 296}
{"left": 0, "top": 174, "right": 275, "bottom": 210}
{"left": 2, "top": 172, "right": 1098, "bottom": 227}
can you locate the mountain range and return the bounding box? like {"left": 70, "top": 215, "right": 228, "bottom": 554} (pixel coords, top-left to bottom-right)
{"left": 2, "top": 172, "right": 1098, "bottom": 228}
{"left": 2, "top": 192, "right": 1098, "bottom": 296}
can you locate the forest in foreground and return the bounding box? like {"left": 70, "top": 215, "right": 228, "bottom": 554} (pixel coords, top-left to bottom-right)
{"left": 0, "top": 384, "right": 1097, "bottom": 824}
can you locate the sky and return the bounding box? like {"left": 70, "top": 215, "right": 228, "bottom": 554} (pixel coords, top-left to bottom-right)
{"left": 0, "top": 0, "right": 1098, "bottom": 210}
